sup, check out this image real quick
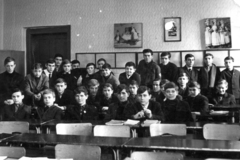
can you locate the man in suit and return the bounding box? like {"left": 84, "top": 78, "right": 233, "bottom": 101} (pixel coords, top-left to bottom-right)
{"left": 3, "top": 88, "right": 31, "bottom": 121}
{"left": 43, "top": 58, "right": 57, "bottom": 89}
{"left": 179, "top": 54, "right": 198, "bottom": 82}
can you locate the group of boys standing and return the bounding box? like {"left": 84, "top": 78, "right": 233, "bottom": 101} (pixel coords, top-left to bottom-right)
{"left": 0, "top": 49, "right": 238, "bottom": 123}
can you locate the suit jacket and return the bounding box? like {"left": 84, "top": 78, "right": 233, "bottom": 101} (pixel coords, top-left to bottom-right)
{"left": 119, "top": 72, "right": 141, "bottom": 86}
{"left": 24, "top": 73, "right": 49, "bottom": 97}
{"left": 54, "top": 89, "right": 75, "bottom": 106}
{"left": 186, "top": 94, "right": 209, "bottom": 115}
{"left": 43, "top": 69, "right": 57, "bottom": 89}
{"left": 65, "top": 104, "right": 98, "bottom": 121}
{"left": 105, "top": 101, "right": 132, "bottom": 120}
{"left": 179, "top": 66, "right": 198, "bottom": 82}
{"left": 100, "top": 73, "right": 120, "bottom": 92}
{"left": 125, "top": 100, "right": 165, "bottom": 121}
{"left": 57, "top": 72, "right": 77, "bottom": 91}
{"left": 37, "top": 105, "right": 63, "bottom": 122}
{"left": 0, "top": 71, "right": 24, "bottom": 100}
{"left": 3, "top": 103, "right": 31, "bottom": 121}
{"left": 220, "top": 69, "right": 240, "bottom": 99}
{"left": 211, "top": 93, "right": 236, "bottom": 106}
{"left": 163, "top": 98, "right": 193, "bottom": 123}
{"left": 159, "top": 62, "right": 178, "bottom": 83}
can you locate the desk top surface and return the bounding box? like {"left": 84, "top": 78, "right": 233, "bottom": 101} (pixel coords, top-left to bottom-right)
{"left": 124, "top": 136, "right": 240, "bottom": 152}
{"left": 2, "top": 133, "right": 130, "bottom": 147}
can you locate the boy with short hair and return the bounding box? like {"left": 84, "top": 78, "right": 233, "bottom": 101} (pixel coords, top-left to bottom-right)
{"left": 156, "top": 79, "right": 170, "bottom": 104}
{"left": 119, "top": 61, "right": 141, "bottom": 86}
{"left": 95, "top": 58, "right": 106, "bottom": 78}
{"left": 220, "top": 56, "right": 240, "bottom": 103}
{"left": 38, "top": 89, "right": 63, "bottom": 121}
{"left": 211, "top": 79, "right": 236, "bottom": 105}
{"left": 179, "top": 54, "right": 198, "bottom": 82}
{"left": 162, "top": 82, "right": 193, "bottom": 123}
{"left": 43, "top": 58, "right": 57, "bottom": 88}
{"left": 3, "top": 88, "right": 31, "bottom": 121}
{"left": 81, "top": 63, "right": 98, "bottom": 87}
{"left": 57, "top": 59, "right": 77, "bottom": 91}
{"left": 105, "top": 84, "right": 132, "bottom": 120}
{"left": 71, "top": 60, "right": 80, "bottom": 69}
{"left": 177, "top": 72, "right": 189, "bottom": 100}
{"left": 125, "top": 86, "right": 164, "bottom": 121}
{"left": 159, "top": 52, "right": 178, "bottom": 83}
{"left": 128, "top": 80, "right": 139, "bottom": 105}
{"left": 65, "top": 86, "right": 98, "bottom": 120}
{"left": 54, "top": 78, "right": 75, "bottom": 110}
{"left": 86, "top": 79, "right": 101, "bottom": 109}
{"left": 151, "top": 78, "right": 161, "bottom": 101}
{"left": 54, "top": 53, "right": 63, "bottom": 72}
{"left": 24, "top": 63, "right": 49, "bottom": 106}
{"left": 186, "top": 81, "right": 209, "bottom": 115}
{"left": 100, "top": 63, "right": 120, "bottom": 91}
{"left": 100, "top": 83, "right": 118, "bottom": 110}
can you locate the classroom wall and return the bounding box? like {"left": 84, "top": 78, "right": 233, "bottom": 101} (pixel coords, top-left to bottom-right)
{"left": 0, "top": 0, "right": 4, "bottom": 49}
{"left": 2, "top": 0, "right": 240, "bottom": 59}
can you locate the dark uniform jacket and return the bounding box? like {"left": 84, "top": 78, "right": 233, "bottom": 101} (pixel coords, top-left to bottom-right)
{"left": 179, "top": 66, "right": 198, "bottom": 82}
{"left": 3, "top": 103, "right": 31, "bottom": 121}
{"left": 185, "top": 94, "right": 209, "bottom": 115}
{"left": 159, "top": 62, "right": 178, "bottom": 83}
{"left": 119, "top": 72, "right": 141, "bottom": 86}
{"left": 211, "top": 93, "right": 236, "bottom": 106}
{"left": 105, "top": 101, "right": 132, "bottom": 120}
{"left": 54, "top": 89, "right": 75, "bottom": 106}
{"left": 37, "top": 105, "right": 63, "bottom": 122}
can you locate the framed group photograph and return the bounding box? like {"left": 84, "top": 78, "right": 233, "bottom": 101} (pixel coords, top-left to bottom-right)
{"left": 114, "top": 23, "right": 142, "bottom": 48}
{"left": 204, "top": 17, "right": 231, "bottom": 49}
{"left": 164, "top": 17, "right": 181, "bottom": 42}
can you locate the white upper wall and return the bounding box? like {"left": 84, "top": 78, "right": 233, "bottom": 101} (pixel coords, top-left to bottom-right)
{"left": 3, "top": 0, "right": 240, "bottom": 58}
{"left": 0, "top": 0, "right": 4, "bottom": 49}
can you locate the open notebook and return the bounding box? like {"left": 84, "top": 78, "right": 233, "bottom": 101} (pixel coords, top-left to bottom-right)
{"left": 105, "top": 119, "right": 140, "bottom": 126}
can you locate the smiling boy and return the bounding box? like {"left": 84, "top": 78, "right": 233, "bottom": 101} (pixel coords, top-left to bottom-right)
{"left": 119, "top": 61, "right": 141, "bottom": 86}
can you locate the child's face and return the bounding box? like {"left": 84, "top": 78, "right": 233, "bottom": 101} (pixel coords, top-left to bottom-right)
{"left": 5, "top": 61, "right": 16, "bottom": 74}
{"left": 43, "top": 93, "right": 55, "bottom": 106}
{"left": 103, "top": 68, "right": 111, "bottom": 77}
{"left": 178, "top": 76, "right": 189, "bottom": 86}
{"left": 125, "top": 66, "right": 135, "bottom": 76}
{"left": 152, "top": 80, "right": 161, "bottom": 92}
{"left": 46, "top": 63, "right": 55, "bottom": 73}
{"left": 224, "top": 60, "right": 234, "bottom": 70}
{"left": 185, "top": 57, "right": 195, "bottom": 68}
{"left": 89, "top": 85, "right": 99, "bottom": 96}
{"left": 75, "top": 92, "right": 88, "bottom": 106}
{"left": 97, "top": 60, "right": 105, "bottom": 70}
{"left": 55, "top": 57, "right": 62, "bottom": 66}
{"left": 160, "top": 84, "right": 165, "bottom": 92}
{"left": 72, "top": 63, "right": 80, "bottom": 69}
{"left": 129, "top": 85, "right": 138, "bottom": 95}
{"left": 118, "top": 89, "right": 129, "bottom": 102}
{"left": 165, "top": 88, "right": 178, "bottom": 100}
{"left": 204, "top": 56, "right": 213, "bottom": 67}
{"left": 189, "top": 87, "right": 200, "bottom": 97}
{"left": 103, "top": 87, "right": 113, "bottom": 99}
{"left": 32, "top": 68, "right": 43, "bottom": 78}
{"left": 161, "top": 55, "right": 170, "bottom": 65}
{"left": 87, "top": 65, "right": 95, "bottom": 75}
{"left": 217, "top": 84, "right": 227, "bottom": 95}
{"left": 63, "top": 63, "right": 72, "bottom": 73}
{"left": 55, "top": 82, "right": 67, "bottom": 94}
{"left": 12, "top": 91, "right": 24, "bottom": 105}
{"left": 138, "top": 90, "right": 151, "bottom": 106}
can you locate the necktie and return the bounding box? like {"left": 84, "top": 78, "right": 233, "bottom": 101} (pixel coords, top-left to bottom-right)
{"left": 15, "top": 105, "right": 19, "bottom": 112}
{"left": 49, "top": 73, "right": 52, "bottom": 78}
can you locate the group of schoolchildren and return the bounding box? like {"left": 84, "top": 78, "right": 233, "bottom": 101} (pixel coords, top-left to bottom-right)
{"left": 0, "top": 49, "right": 238, "bottom": 123}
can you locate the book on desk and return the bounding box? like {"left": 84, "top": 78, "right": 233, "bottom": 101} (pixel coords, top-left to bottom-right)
{"left": 105, "top": 119, "right": 160, "bottom": 126}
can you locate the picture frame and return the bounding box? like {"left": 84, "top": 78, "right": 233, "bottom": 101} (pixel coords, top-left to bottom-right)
{"left": 164, "top": 17, "right": 181, "bottom": 42}
{"left": 114, "top": 23, "right": 142, "bottom": 48}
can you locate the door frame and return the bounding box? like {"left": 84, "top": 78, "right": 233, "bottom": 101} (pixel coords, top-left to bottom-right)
{"left": 26, "top": 25, "right": 71, "bottom": 73}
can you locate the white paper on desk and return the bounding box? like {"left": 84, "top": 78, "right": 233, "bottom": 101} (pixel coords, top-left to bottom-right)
{"left": 0, "top": 156, "right": 7, "bottom": 160}
{"left": 19, "top": 157, "right": 48, "bottom": 160}
{"left": 105, "top": 120, "right": 124, "bottom": 125}
{"left": 124, "top": 119, "right": 140, "bottom": 125}
{"left": 142, "top": 120, "right": 160, "bottom": 126}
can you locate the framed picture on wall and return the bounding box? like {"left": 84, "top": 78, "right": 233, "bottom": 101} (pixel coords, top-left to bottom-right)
{"left": 204, "top": 17, "right": 231, "bottom": 49}
{"left": 164, "top": 17, "right": 181, "bottom": 42}
{"left": 114, "top": 23, "right": 142, "bottom": 48}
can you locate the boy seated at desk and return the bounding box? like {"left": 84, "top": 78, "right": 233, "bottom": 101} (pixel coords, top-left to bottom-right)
{"left": 128, "top": 80, "right": 139, "bottom": 105}
{"left": 86, "top": 79, "right": 101, "bottom": 109}
{"left": 2, "top": 88, "right": 31, "bottom": 121}
{"left": 151, "top": 78, "right": 161, "bottom": 101}
{"left": 105, "top": 84, "right": 132, "bottom": 120}
{"left": 37, "top": 89, "right": 63, "bottom": 121}
{"left": 54, "top": 78, "right": 75, "bottom": 111}
{"left": 162, "top": 82, "right": 193, "bottom": 123}
{"left": 177, "top": 72, "right": 189, "bottom": 100}
{"left": 185, "top": 81, "right": 209, "bottom": 115}
{"left": 24, "top": 63, "right": 49, "bottom": 106}
{"left": 210, "top": 79, "right": 236, "bottom": 106}
{"left": 65, "top": 86, "right": 98, "bottom": 121}
{"left": 125, "top": 86, "right": 164, "bottom": 121}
